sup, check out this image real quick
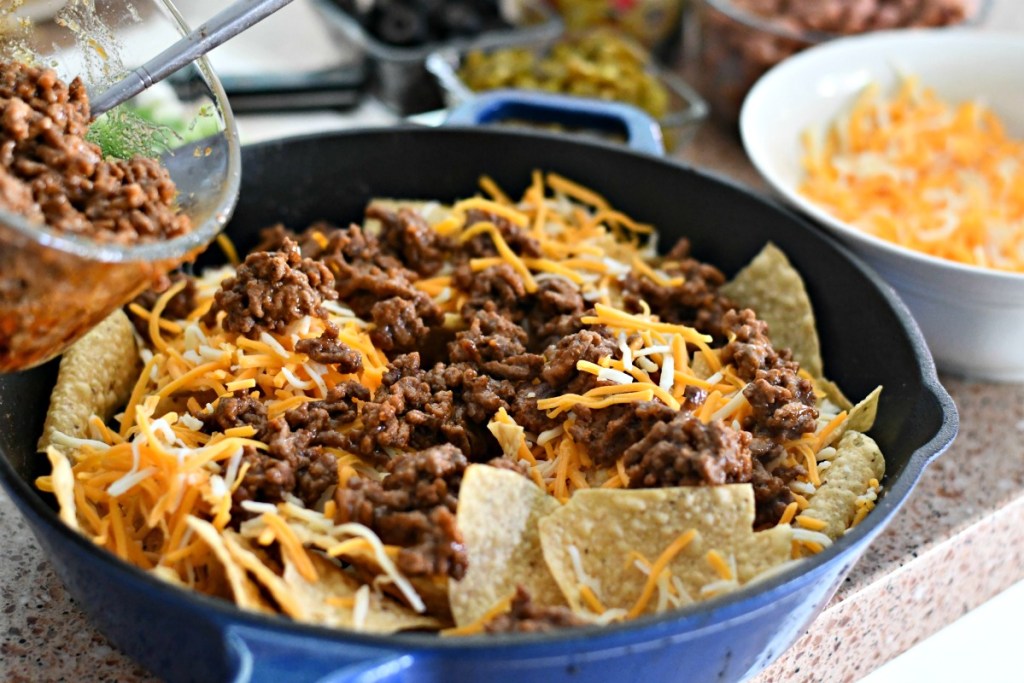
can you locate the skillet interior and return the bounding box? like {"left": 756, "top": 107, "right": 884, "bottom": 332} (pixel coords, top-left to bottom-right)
{"left": 0, "top": 127, "right": 956, "bottom": 681}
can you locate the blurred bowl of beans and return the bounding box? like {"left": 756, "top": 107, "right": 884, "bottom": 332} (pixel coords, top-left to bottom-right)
{"left": 693, "top": 0, "right": 989, "bottom": 125}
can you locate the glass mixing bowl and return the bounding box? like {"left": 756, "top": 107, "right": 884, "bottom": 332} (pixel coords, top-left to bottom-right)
{"left": 0, "top": 0, "right": 240, "bottom": 372}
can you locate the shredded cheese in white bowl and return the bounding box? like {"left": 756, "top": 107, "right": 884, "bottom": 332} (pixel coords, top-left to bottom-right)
{"left": 742, "top": 30, "right": 1024, "bottom": 381}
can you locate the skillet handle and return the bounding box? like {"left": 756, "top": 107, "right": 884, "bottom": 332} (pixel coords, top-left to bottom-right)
{"left": 224, "top": 625, "right": 419, "bottom": 683}
{"left": 444, "top": 89, "right": 665, "bottom": 157}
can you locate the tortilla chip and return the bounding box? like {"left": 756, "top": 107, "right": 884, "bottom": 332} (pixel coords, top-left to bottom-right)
{"left": 803, "top": 431, "right": 886, "bottom": 539}
{"left": 690, "top": 352, "right": 713, "bottom": 380}
{"left": 823, "top": 387, "right": 880, "bottom": 450}
{"left": 538, "top": 485, "right": 792, "bottom": 615}
{"left": 240, "top": 510, "right": 448, "bottom": 619}
{"left": 38, "top": 309, "right": 139, "bottom": 450}
{"left": 187, "top": 517, "right": 270, "bottom": 613}
{"left": 45, "top": 446, "right": 78, "bottom": 531}
{"left": 345, "top": 558, "right": 452, "bottom": 620}
{"left": 222, "top": 530, "right": 306, "bottom": 620}
{"left": 282, "top": 552, "right": 441, "bottom": 633}
{"left": 450, "top": 465, "right": 564, "bottom": 627}
{"left": 487, "top": 420, "right": 526, "bottom": 461}
{"left": 843, "top": 386, "right": 882, "bottom": 435}
{"left": 816, "top": 377, "right": 854, "bottom": 412}
{"left": 721, "top": 243, "right": 823, "bottom": 379}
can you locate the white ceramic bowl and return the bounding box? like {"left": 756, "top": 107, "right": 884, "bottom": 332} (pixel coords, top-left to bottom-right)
{"left": 741, "top": 30, "right": 1024, "bottom": 381}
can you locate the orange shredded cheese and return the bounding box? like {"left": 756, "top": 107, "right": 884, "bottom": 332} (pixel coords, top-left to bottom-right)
{"left": 441, "top": 592, "right": 517, "bottom": 636}
{"left": 814, "top": 410, "right": 849, "bottom": 451}
{"left": 627, "top": 529, "right": 697, "bottom": 618}
{"left": 478, "top": 175, "right": 513, "bottom": 205}
{"left": 794, "top": 515, "right": 828, "bottom": 532}
{"left": 706, "top": 550, "right": 733, "bottom": 581}
{"left": 579, "top": 584, "right": 607, "bottom": 614}
{"left": 453, "top": 197, "right": 529, "bottom": 227}
{"left": 261, "top": 512, "right": 319, "bottom": 582}
{"left": 216, "top": 233, "right": 241, "bottom": 267}
{"left": 546, "top": 172, "right": 610, "bottom": 211}
{"left": 326, "top": 596, "right": 357, "bottom": 608}
{"left": 458, "top": 221, "right": 538, "bottom": 292}
{"left": 778, "top": 501, "right": 799, "bottom": 526}
{"left": 801, "top": 78, "right": 1024, "bottom": 272}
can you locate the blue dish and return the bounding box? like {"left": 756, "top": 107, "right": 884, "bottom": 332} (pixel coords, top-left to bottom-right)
{"left": 0, "top": 98, "right": 956, "bottom": 682}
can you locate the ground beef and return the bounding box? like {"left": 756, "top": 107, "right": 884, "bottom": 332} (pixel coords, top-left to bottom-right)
{"left": 569, "top": 400, "right": 676, "bottom": 469}
{"left": 315, "top": 224, "right": 423, "bottom": 308}
{"left": 623, "top": 238, "right": 735, "bottom": 340}
{"left": 623, "top": 414, "right": 752, "bottom": 488}
{"left": 294, "top": 324, "right": 363, "bottom": 372}
{"left": 541, "top": 328, "right": 618, "bottom": 389}
{"left": 461, "top": 209, "right": 542, "bottom": 259}
{"left": 0, "top": 60, "right": 190, "bottom": 242}
{"left": 524, "top": 278, "right": 587, "bottom": 350}
{"left": 366, "top": 203, "right": 452, "bottom": 277}
{"left": 453, "top": 262, "right": 527, "bottom": 322}
{"left": 232, "top": 417, "right": 338, "bottom": 513}
{"left": 448, "top": 309, "right": 544, "bottom": 382}
{"left": 744, "top": 368, "right": 818, "bottom": 442}
{"left": 507, "top": 381, "right": 562, "bottom": 436}
{"left": 314, "top": 222, "right": 404, "bottom": 269}
{"left": 333, "top": 444, "right": 468, "bottom": 579}
{"left": 370, "top": 297, "right": 433, "bottom": 353}
{"left": 346, "top": 353, "right": 512, "bottom": 466}
{"left": 201, "top": 395, "right": 268, "bottom": 436}
{"left": 0, "top": 164, "right": 43, "bottom": 222}
{"left": 304, "top": 223, "right": 442, "bottom": 355}
{"left": 251, "top": 223, "right": 294, "bottom": 254}
{"left": 751, "top": 459, "right": 799, "bottom": 530}
{"left": 681, "top": 384, "right": 708, "bottom": 412}
{"left": 720, "top": 308, "right": 775, "bottom": 381}
{"left": 206, "top": 239, "right": 337, "bottom": 338}
{"left": 282, "top": 381, "right": 369, "bottom": 438}
{"left": 484, "top": 586, "right": 588, "bottom": 633}
{"left": 717, "top": 310, "right": 818, "bottom": 526}
{"left": 203, "top": 387, "right": 371, "bottom": 519}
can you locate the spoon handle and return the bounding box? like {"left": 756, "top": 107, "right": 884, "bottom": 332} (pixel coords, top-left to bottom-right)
{"left": 89, "top": 0, "right": 297, "bottom": 117}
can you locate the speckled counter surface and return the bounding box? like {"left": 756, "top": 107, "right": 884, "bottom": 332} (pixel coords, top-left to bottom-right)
{"left": 3, "top": 8, "right": 1024, "bottom": 681}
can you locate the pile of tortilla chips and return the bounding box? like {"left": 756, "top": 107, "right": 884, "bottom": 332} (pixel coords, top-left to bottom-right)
{"left": 36, "top": 172, "right": 884, "bottom": 635}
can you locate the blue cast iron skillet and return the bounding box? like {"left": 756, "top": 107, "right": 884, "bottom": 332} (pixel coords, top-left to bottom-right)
{"left": 0, "top": 94, "right": 957, "bottom": 682}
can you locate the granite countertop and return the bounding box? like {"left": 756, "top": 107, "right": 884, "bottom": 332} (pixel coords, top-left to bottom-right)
{"left": 3, "top": 5, "right": 1024, "bottom": 682}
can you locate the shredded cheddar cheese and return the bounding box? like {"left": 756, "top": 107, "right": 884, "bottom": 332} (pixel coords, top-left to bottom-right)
{"left": 627, "top": 529, "right": 697, "bottom": 618}
{"left": 802, "top": 77, "right": 1024, "bottom": 272}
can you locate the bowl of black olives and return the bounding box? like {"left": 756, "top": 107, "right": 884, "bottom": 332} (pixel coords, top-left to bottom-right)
{"left": 311, "top": 0, "right": 563, "bottom": 114}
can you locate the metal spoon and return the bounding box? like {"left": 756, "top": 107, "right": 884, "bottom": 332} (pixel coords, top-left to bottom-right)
{"left": 89, "top": 0, "right": 297, "bottom": 118}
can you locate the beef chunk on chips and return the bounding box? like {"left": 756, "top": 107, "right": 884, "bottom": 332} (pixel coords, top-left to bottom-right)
{"left": 623, "top": 414, "right": 752, "bottom": 488}
{"left": 334, "top": 444, "right": 469, "bottom": 580}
